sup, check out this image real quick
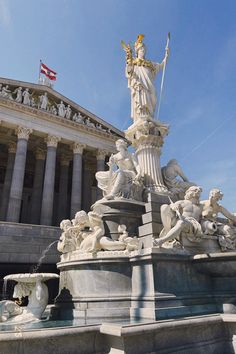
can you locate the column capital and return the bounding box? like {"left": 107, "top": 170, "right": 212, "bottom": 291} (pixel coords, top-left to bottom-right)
{"left": 60, "top": 154, "right": 71, "bottom": 166}
{"left": 16, "top": 126, "right": 32, "bottom": 141}
{"left": 96, "top": 149, "right": 109, "bottom": 161}
{"left": 45, "top": 135, "right": 61, "bottom": 148}
{"left": 8, "top": 141, "right": 17, "bottom": 154}
{"left": 35, "top": 148, "right": 46, "bottom": 160}
{"left": 73, "top": 142, "right": 86, "bottom": 154}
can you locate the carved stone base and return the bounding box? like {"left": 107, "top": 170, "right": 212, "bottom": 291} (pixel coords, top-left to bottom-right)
{"left": 52, "top": 256, "right": 132, "bottom": 321}
{"left": 125, "top": 119, "right": 169, "bottom": 194}
{"left": 52, "top": 249, "right": 236, "bottom": 323}
{"left": 92, "top": 199, "right": 145, "bottom": 239}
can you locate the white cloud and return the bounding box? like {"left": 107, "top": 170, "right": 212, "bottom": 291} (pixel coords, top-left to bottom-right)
{"left": 0, "top": 0, "right": 11, "bottom": 28}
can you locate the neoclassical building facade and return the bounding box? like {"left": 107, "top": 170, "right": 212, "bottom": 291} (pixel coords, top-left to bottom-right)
{"left": 0, "top": 77, "right": 123, "bottom": 280}
{"left": 0, "top": 77, "right": 123, "bottom": 227}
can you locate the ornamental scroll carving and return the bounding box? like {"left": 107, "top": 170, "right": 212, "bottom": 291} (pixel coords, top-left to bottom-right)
{"left": 73, "top": 142, "right": 85, "bottom": 154}
{"left": 15, "top": 126, "right": 33, "bottom": 140}
{"left": 45, "top": 135, "right": 61, "bottom": 147}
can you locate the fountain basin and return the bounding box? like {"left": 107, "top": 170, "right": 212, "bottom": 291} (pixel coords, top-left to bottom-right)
{"left": 193, "top": 252, "right": 236, "bottom": 277}
{"left": 4, "top": 273, "right": 59, "bottom": 283}
{"left": 2, "top": 273, "right": 59, "bottom": 322}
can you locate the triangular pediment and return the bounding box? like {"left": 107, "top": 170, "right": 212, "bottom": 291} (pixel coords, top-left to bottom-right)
{"left": 0, "top": 77, "right": 123, "bottom": 139}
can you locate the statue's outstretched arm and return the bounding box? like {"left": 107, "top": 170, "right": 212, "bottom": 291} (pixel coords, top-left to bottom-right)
{"left": 219, "top": 205, "right": 236, "bottom": 224}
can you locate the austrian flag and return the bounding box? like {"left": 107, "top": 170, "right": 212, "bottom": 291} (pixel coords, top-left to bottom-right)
{"left": 40, "top": 62, "right": 57, "bottom": 81}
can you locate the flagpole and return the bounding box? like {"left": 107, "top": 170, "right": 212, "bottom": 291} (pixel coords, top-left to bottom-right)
{"left": 38, "top": 59, "right": 42, "bottom": 83}
{"left": 156, "top": 32, "right": 170, "bottom": 122}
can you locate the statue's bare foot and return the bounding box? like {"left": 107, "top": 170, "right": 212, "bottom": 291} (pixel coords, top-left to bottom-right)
{"left": 153, "top": 238, "right": 163, "bottom": 247}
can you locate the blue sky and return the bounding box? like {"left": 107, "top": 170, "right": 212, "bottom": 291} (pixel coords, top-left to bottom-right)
{"left": 1, "top": 0, "right": 236, "bottom": 210}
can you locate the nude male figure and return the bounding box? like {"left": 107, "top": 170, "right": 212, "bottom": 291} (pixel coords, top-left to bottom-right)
{"left": 155, "top": 186, "right": 203, "bottom": 247}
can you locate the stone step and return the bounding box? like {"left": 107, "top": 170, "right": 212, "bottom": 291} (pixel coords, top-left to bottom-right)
{"left": 145, "top": 202, "right": 164, "bottom": 213}
{"left": 142, "top": 211, "right": 161, "bottom": 224}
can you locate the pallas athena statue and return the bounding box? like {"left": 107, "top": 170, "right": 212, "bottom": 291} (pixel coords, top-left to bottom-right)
{"left": 121, "top": 34, "right": 169, "bottom": 122}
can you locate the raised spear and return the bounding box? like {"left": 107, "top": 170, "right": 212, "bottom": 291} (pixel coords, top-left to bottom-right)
{"left": 156, "top": 32, "right": 170, "bottom": 121}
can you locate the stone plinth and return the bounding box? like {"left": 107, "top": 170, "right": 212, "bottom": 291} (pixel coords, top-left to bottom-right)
{"left": 125, "top": 119, "right": 169, "bottom": 194}
{"left": 93, "top": 199, "right": 145, "bottom": 239}
{"left": 139, "top": 192, "right": 170, "bottom": 248}
{"left": 53, "top": 255, "right": 132, "bottom": 321}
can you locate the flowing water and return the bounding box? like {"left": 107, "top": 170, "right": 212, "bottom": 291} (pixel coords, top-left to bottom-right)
{"left": 2, "top": 279, "right": 8, "bottom": 300}
{"left": 32, "top": 240, "right": 58, "bottom": 273}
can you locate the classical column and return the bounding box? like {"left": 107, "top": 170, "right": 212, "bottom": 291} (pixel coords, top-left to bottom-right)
{"left": 70, "top": 142, "right": 85, "bottom": 218}
{"left": 96, "top": 149, "right": 107, "bottom": 200}
{"left": 0, "top": 142, "right": 16, "bottom": 220}
{"left": 82, "top": 161, "right": 94, "bottom": 213}
{"left": 57, "top": 154, "right": 70, "bottom": 223}
{"left": 6, "top": 127, "right": 32, "bottom": 222}
{"left": 30, "top": 149, "right": 46, "bottom": 225}
{"left": 40, "top": 135, "right": 61, "bottom": 226}
{"left": 125, "top": 120, "right": 169, "bottom": 194}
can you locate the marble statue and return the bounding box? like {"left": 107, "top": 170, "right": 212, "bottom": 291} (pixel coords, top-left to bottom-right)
{"left": 79, "top": 212, "right": 104, "bottom": 253}
{"left": 13, "top": 87, "right": 23, "bottom": 103}
{"left": 57, "top": 219, "right": 76, "bottom": 253}
{"left": 71, "top": 210, "right": 91, "bottom": 248}
{"left": 85, "top": 117, "right": 95, "bottom": 128}
{"left": 39, "top": 92, "right": 48, "bottom": 110}
{"left": 57, "top": 101, "right": 66, "bottom": 118}
{"left": 73, "top": 112, "right": 84, "bottom": 124}
{"left": 31, "top": 97, "right": 36, "bottom": 108}
{"left": 122, "top": 34, "right": 169, "bottom": 122}
{"left": 58, "top": 211, "right": 91, "bottom": 254}
{"left": 201, "top": 188, "right": 236, "bottom": 250}
{"left": 58, "top": 210, "right": 140, "bottom": 256}
{"left": 2, "top": 273, "right": 59, "bottom": 323}
{"left": 0, "top": 300, "right": 23, "bottom": 322}
{"left": 50, "top": 105, "right": 57, "bottom": 115}
{"left": 96, "top": 123, "right": 104, "bottom": 131}
{"left": 72, "top": 210, "right": 90, "bottom": 228}
{"left": 13, "top": 280, "right": 48, "bottom": 319}
{"left": 22, "top": 88, "right": 31, "bottom": 106}
{"left": 1, "top": 85, "right": 13, "bottom": 100}
{"left": 155, "top": 186, "right": 203, "bottom": 247}
{"left": 162, "top": 159, "right": 196, "bottom": 199}
{"left": 65, "top": 105, "right": 72, "bottom": 119}
{"left": 96, "top": 138, "right": 143, "bottom": 201}
{"left": 115, "top": 224, "right": 140, "bottom": 251}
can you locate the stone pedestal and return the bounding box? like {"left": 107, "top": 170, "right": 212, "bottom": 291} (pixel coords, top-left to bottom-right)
{"left": 53, "top": 256, "right": 132, "bottom": 321}
{"left": 52, "top": 249, "right": 236, "bottom": 324}
{"left": 139, "top": 192, "right": 169, "bottom": 247}
{"left": 125, "top": 119, "right": 169, "bottom": 194}
{"left": 93, "top": 199, "right": 145, "bottom": 239}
